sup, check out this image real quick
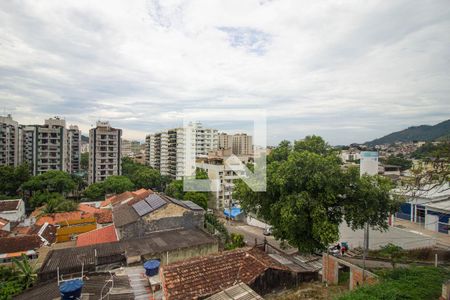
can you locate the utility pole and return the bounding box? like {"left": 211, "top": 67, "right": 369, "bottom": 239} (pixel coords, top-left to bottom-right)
{"left": 362, "top": 222, "right": 369, "bottom": 283}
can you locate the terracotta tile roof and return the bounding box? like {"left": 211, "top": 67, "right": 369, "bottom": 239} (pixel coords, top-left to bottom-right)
{"left": 35, "top": 211, "right": 88, "bottom": 226}
{"left": 0, "top": 235, "right": 42, "bottom": 254}
{"left": 0, "top": 217, "right": 9, "bottom": 229}
{"left": 100, "top": 189, "right": 153, "bottom": 208}
{"left": 0, "top": 199, "right": 20, "bottom": 212}
{"left": 94, "top": 209, "right": 113, "bottom": 224}
{"left": 0, "top": 230, "right": 8, "bottom": 237}
{"left": 78, "top": 203, "right": 101, "bottom": 214}
{"left": 161, "top": 247, "right": 288, "bottom": 300}
{"left": 76, "top": 225, "right": 118, "bottom": 247}
{"left": 133, "top": 188, "right": 153, "bottom": 199}
{"left": 12, "top": 226, "right": 32, "bottom": 235}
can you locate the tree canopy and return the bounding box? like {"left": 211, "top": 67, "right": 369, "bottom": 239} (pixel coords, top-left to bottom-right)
{"left": 234, "top": 135, "right": 399, "bottom": 253}
{"left": 122, "top": 157, "right": 166, "bottom": 190}
{"left": 0, "top": 164, "right": 30, "bottom": 196}
{"left": 21, "top": 170, "right": 76, "bottom": 194}
{"left": 102, "top": 176, "right": 134, "bottom": 194}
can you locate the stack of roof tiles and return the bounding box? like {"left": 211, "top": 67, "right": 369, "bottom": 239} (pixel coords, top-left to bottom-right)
{"left": 161, "top": 247, "right": 289, "bottom": 300}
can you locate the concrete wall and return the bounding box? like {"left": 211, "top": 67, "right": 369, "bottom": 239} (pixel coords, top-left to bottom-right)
{"left": 322, "top": 254, "right": 377, "bottom": 290}
{"left": 118, "top": 203, "right": 204, "bottom": 240}
{"left": 127, "top": 241, "right": 218, "bottom": 265}
{"left": 339, "top": 223, "right": 436, "bottom": 250}
{"left": 246, "top": 216, "right": 269, "bottom": 229}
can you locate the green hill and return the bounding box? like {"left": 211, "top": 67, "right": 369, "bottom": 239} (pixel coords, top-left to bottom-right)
{"left": 365, "top": 119, "right": 450, "bottom": 146}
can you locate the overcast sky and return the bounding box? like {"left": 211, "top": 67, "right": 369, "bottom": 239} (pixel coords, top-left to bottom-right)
{"left": 0, "top": 0, "right": 449, "bottom": 145}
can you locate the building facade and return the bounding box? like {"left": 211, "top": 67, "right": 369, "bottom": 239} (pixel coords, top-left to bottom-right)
{"left": 88, "top": 121, "right": 122, "bottom": 184}
{"left": 67, "top": 125, "right": 81, "bottom": 174}
{"left": 145, "top": 122, "right": 218, "bottom": 179}
{"left": 0, "top": 115, "right": 22, "bottom": 167}
{"left": 218, "top": 133, "right": 253, "bottom": 156}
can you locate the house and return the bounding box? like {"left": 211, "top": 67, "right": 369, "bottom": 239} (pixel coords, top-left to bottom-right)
{"left": 395, "top": 183, "right": 450, "bottom": 234}
{"left": 15, "top": 272, "right": 134, "bottom": 300}
{"left": 0, "top": 199, "right": 25, "bottom": 222}
{"left": 76, "top": 224, "right": 118, "bottom": 247}
{"left": 0, "top": 235, "right": 42, "bottom": 263}
{"left": 0, "top": 217, "right": 10, "bottom": 232}
{"left": 39, "top": 228, "right": 218, "bottom": 281}
{"left": 78, "top": 203, "right": 113, "bottom": 226}
{"left": 161, "top": 247, "right": 299, "bottom": 300}
{"left": 100, "top": 188, "right": 153, "bottom": 208}
{"left": 113, "top": 193, "right": 205, "bottom": 240}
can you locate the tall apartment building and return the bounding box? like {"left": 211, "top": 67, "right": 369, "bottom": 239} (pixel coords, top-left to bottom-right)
{"left": 68, "top": 125, "right": 81, "bottom": 174}
{"left": 145, "top": 122, "right": 218, "bottom": 179}
{"left": 218, "top": 133, "right": 233, "bottom": 151}
{"left": 21, "top": 117, "right": 69, "bottom": 175}
{"left": 88, "top": 121, "right": 122, "bottom": 184}
{"left": 232, "top": 133, "right": 253, "bottom": 156}
{"left": 0, "top": 115, "right": 21, "bottom": 167}
{"left": 218, "top": 133, "right": 253, "bottom": 156}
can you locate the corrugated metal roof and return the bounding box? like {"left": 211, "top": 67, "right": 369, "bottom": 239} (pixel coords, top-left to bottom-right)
{"left": 206, "top": 283, "right": 263, "bottom": 300}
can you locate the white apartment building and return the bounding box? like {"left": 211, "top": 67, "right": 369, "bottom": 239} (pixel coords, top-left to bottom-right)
{"left": 218, "top": 133, "right": 253, "bottom": 156}
{"left": 68, "top": 125, "right": 81, "bottom": 174}
{"left": 196, "top": 155, "right": 246, "bottom": 210}
{"left": 145, "top": 122, "right": 218, "bottom": 179}
{"left": 21, "top": 117, "right": 70, "bottom": 175}
{"left": 0, "top": 114, "right": 21, "bottom": 167}
{"left": 88, "top": 121, "right": 122, "bottom": 184}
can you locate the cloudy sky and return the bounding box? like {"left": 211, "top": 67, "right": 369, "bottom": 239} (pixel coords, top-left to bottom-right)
{"left": 0, "top": 0, "right": 449, "bottom": 145}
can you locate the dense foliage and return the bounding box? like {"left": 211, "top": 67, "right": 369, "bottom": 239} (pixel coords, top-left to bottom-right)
{"left": 80, "top": 152, "right": 89, "bottom": 171}
{"left": 204, "top": 213, "right": 229, "bottom": 242}
{"left": 382, "top": 155, "right": 412, "bottom": 171}
{"left": 234, "top": 136, "right": 400, "bottom": 253}
{"left": 83, "top": 175, "right": 134, "bottom": 200}
{"left": 21, "top": 170, "right": 76, "bottom": 194}
{"left": 165, "top": 169, "right": 210, "bottom": 209}
{"left": 0, "top": 164, "right": 30, "bottom": 197}
{"left": 122, "top": 157, "right": 168, "bottom": 190}
{"left": 30, "top": 191, "right": 77, "bottom": 212}
{"left": 337, "top": 266, "right": 450, "bottom": 300}
{"left": 0, "top": 255, "right": 37, "bottom": 300}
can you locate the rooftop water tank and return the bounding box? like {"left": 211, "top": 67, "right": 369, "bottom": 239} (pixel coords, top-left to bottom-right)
{"left": 60, "top": 279, "right": 84, "bottom": 300}
{"left": 144, "top": 259, "right": 160, "bottom": 277}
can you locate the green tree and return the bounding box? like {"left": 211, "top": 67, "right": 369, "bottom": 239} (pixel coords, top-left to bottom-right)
{"left": 383, "top": 154, "right": 412, "bottom": 171}
{"left": 225, "top": 233, "right": 245, "bottom": 250}
{"left": 83, "top": 182, "right": 105, "bottom": 201}
{"left": 378, "top": 243, "right": 405, "bottom": 268}
{"left": 30, "top": 191, "right": 77, "bottom": 213}
{"left": 80, "top": 152, "right": 89, "bottom": 171}
{"left": 12, "top": 254, "right": 37, "bottom": 289}
{"left": 234, "top": 136, "right": 399, "bottom": 253}
{"left": 102, "top": 176, "right": 134, "bottom": 194}
{"left": 165, "top": 180, "right": 184, "bottom": 199}
{"left": 130, "top": 168, "right": 161, "bottom": 189}
{"left": 184, "top": 191, "right": 208, "bottom": 209}
{"left": 21, "top": 171, "right": 76, "bottom": 194}
{"left": 0, "top": 164, "right": 30, "bottom": 196}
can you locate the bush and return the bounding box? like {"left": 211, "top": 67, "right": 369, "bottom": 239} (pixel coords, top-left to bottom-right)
{"left": 337, "top": 266, "right": 450, "bottom": 300}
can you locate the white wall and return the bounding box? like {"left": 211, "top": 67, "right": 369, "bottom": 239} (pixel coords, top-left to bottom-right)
{"left": 246, "top": 215, "right": 270, "bottom": 229}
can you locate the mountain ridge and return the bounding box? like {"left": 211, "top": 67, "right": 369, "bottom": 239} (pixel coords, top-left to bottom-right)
{"left": 365, "top": 119, "right": 450, "bottom": 146}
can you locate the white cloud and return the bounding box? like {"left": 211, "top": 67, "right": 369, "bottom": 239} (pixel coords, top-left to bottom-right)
{"left": 0, "top": 0, "right": 449, "bottom": 144}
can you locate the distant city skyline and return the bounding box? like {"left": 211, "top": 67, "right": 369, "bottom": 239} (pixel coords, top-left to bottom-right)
{"left": 1, "top": 1, "right": 449, "bottom": 145}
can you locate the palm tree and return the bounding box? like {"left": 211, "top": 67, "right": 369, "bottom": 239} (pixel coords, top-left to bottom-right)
{"left": 12, "top": 254, "right": 37, "bottom": 289}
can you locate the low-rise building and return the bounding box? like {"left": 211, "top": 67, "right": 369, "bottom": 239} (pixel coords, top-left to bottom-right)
{"left": 395, "top": 183, "right": 450, "bottom": 234}
{"left": 0, "top": 235, "right": 42, "bottom": 263}
{"left": 161, "top": 247, "right": 299, "bottom": 300}
{"left": 0, "top": 199, "right": 25, "bottom": 222}
{"left": 113, "top": 193, "right": 204, "bottom": 240}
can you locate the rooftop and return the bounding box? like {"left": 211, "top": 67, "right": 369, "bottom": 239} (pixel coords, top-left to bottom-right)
{"left": 0, "top": 235, "right": 42, "bottom": 254}
{"left": 39, "top": 228, "right": 217, "bottom": 279}
{"left": 14, "top": 272, "right": 134, "bottom": 300}
{"left": 161, "top": 247, "right": 288, "bottom": 300}
{"left": 76, "top": 225, "right": 118, "bottom": 247}
{"left": 205, "top": 283, "right": 263, "bottom": 300}
{"left": 35, "top": 211, "right": 91, "bottom": 226}
{"left": 0, "top": 217, "right": 9, "bottom": 229}
{"left": 0, "top": 199, "right": 21, "bottom": 212}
